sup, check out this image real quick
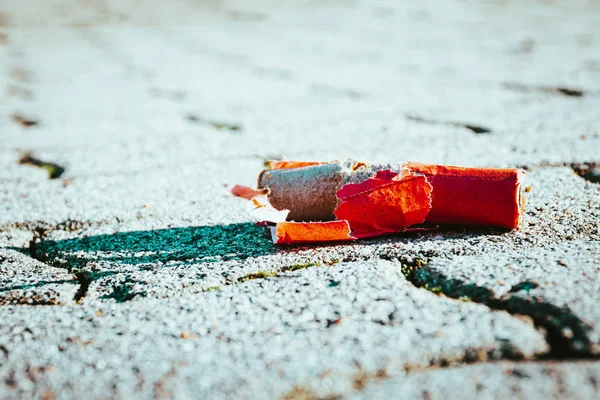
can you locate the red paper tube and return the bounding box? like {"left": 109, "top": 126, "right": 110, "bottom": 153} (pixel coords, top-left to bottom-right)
{"left": 405, "top": 162, "right": 524, "bottom": 229}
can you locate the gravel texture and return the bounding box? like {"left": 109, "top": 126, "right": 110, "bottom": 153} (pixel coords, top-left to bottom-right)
{"left": 350, "top": 361, "right": 600, "bottom": 400}
{"left": 1, "top": 0, "right": 599, "bottom": 398}
{"left": 0, "top": 261, "right": 549, "bottom": 399}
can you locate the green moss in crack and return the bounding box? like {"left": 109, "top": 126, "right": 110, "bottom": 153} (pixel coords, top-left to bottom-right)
{"left": 203, "top": 286, "right": 220, "bottom": 292}
{"left": 211, "top": 121, "right": 241, "bottom": 132}
{"left": 424, "top": 284, "right": 442, "bottom": 294}
{"left": 400, "top": 258, "right": 426, "bottom": 279}
{"left": 281, "top": 262, "right": 321, "bottom": 273}
{"left": 185, "top": 114, "right": 242, "bottom": 132}
{"left": 18, "top": 152, "right": 65, "bottom": 179}
{"left": 238, "top": 270, "right": 277, "bottom": 283}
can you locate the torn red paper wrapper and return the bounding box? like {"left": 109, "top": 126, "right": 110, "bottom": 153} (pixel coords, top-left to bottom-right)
{"left": 232, "top": 160, "right": 525, "bottom": 244}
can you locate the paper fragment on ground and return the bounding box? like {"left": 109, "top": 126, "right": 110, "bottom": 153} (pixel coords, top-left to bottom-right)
{"left": 229, "top": 184, "right": 264, "bottom": 200}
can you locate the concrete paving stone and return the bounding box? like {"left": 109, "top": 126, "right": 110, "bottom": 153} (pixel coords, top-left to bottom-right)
{"left": 9, "top": 166, "right": 592, "bottom": 305}
{"left": 0, "top": 160, "right": 256, "bottom": 239}
{"left": 0, "top": 0, "right": 599, "bottom": 398}
{"left": 0, "top": 261, "right": 547, "bottom": 399}
{"left": 350, "top": 360, "right": 600, "bottom": 400}
{"left": 0, "top": 249, "right": 77, "bottom": 305}
{"left": 409, "top": 240, "right": 600, "bottom": 356}
{"left": 1, "top": 1, "right": 599, "bottom": 172}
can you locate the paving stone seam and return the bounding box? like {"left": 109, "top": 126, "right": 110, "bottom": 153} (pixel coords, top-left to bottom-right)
{"left": 400, "top": 258, "right": 600, "bottom": 359}
{"left": 518, "top": 163, "right": 600, "bottom": 184}
{"left": 2, "top": 229, "right": 599, "bottom": 397}
{"left": 4, "top": 215, "right": 598, "bottom": 356}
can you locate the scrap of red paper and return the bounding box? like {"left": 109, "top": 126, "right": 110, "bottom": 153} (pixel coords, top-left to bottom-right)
{"left": 334, "top": 170, "right": 433, "bottom": 238}
{"left": 230, "top": 185, "right": 264, "bottom": 200}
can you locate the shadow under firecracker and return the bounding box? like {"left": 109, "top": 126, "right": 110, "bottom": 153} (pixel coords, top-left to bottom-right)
{"left": 23, "top": 221, "right": 515, "bottom": 271}
{"left": 30, "top": 222, "right": 275, "bottom": 270}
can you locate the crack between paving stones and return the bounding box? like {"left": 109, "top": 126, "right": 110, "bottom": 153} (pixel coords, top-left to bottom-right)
{"left": 502, "top": 82, "right": 589, "bottom": 97}
{"left": 288, "top": 355, "right": 600, "bottom": 400}
{"left": 405, "top": 114, "right": 492, "bottom": 134}
{"left": 10, "top": 232, "right": 600, "bottom": 396}
{"left": 3, "top": 221, "right": 116, "bottom": 304}
{"left": 1, "top": 219, "right": 116, "bottom": 237}
{"left": 17, "top": 152, "right": 64, "bottom": 179}
{"left": 517, "top": 161, "right": 600, "bottom": 184}
{"left": 12, "top": 219, "right": 600, "bottom": 351}
{"left": 73, "top": 271, "right": 92, "bottom": 303}
{"left": 300, "top": 256, "right": 600, "bottom": 399}
{"left": 398, "top": 258, "right": 599, "bottom": 359}
{"left": 0, "top": 279, "right": 77, "bottom": 293}
{"left": 232, "top": 254, "right": 594, "bottom": 368}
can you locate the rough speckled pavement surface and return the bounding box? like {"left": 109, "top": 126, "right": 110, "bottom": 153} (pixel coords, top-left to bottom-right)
{"left": 1, "top": 0, "right": 599, "bottom": 398}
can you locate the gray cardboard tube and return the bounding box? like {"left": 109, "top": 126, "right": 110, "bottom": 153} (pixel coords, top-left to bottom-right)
{"left": 258, "top": 162, "right": 343, "bottom": 221}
